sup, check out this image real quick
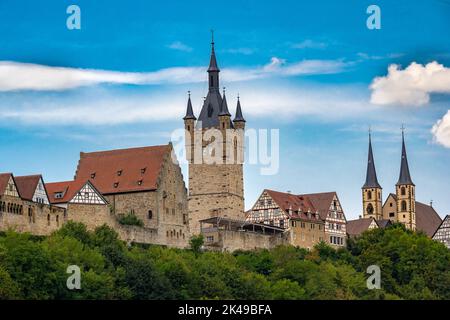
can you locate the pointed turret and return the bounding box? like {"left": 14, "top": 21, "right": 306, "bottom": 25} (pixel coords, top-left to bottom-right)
{"left": 207, "top": 31, "right": 220, "bottom": 91}
{"left": 363, "top": 133, "right": 381, "bottom": 189}
{"left": 396, "top": 130, "right": 414, "bottom": 186}
{"left": 233, "top": 96, "right": 246, "bottom": 123}
{"left": 183, "top": 92, "right": 196, "bottom": 120}
{"left": 219, "top": 88, "right": 231, "bottom": 116}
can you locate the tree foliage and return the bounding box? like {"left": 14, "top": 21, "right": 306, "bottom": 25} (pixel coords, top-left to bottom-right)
{"left": 0, "top": 222, "right": 448, "bottom": 299}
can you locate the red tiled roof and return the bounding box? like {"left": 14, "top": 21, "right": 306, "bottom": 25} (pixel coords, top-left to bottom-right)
{"left": 302, "top": 192, "right": 337, "bottom": 220}
{"left": 15, "top": 175, "right": 42, "bottom": 201}
{"left": 74, "top": 145, "right": 171, "bottom": 195}
{"left": 45, "top": 180, "right": 91, "bottom": 204}
{"left": 416, "top": 201, "right": 442, "bottom": 237}
{"left": 346, "top": 218, "right": 376, "bottom": 237}
{"left": 0, "top": 173, "right": 13, "bottom": 195}
{"left": 265, "top": 189, "right": 316, "bottom": 214}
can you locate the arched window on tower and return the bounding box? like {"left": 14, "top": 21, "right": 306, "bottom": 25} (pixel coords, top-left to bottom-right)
{"left": 366, "top": 203, "right": 374, "bottom": 215}
{"left": 401, "top": 200, "right": 407, "bottom": 211}
{"left": 401, "top": 187, "right": 406, "bottom": 196}
{"left": 368, "top": 191, "right": 372, "bottom": 200}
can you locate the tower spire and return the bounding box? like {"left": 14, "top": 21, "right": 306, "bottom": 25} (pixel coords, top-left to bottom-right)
{"left": 397, "top": 126, "right": 414, "bottom": 186}
{"left": 233, "top": 94, "right": 246, "bottom": 122}
{"left": 363, "top": 130, "right": 381, "bottom": 188}
{"left": 183, "top": 91, "right": 196, "bottom": 120}
{"left": 219, "top": 87, "right": 231, "bottom": 116}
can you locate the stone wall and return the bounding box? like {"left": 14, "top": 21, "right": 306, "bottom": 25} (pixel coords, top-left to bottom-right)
{"left": 188, "top": 163, "right": 245, "bottom": 234}
{"left": 289, "top": 220, "right": 325, "bottom": 250}
{"left": 203, "top": 229, "right": 289, "bottom": 252}
{"left": 0, "top": 195, "right": 66, "bottom": 235}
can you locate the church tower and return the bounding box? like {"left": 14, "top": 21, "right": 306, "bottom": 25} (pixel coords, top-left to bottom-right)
{"left": 395, "top": 129, "right": 416, "bottom": 230}
{"left": 362, "top": 131, "right": 383, "bottom": 220}
{"left": 184, "top": 35, "right": 246, "bottom": 234}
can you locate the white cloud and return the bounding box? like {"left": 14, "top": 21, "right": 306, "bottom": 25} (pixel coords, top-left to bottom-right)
{"left": 225, "top": 48, "right": 255, "bottom": 55}
{"left": 0, "top": 83, "right": 371, "bottom": 126}
{"left": 0, "top": 58, "right": 348, "bottom": 92}
{"left": 431, "top": 110, "right": 450, "bottom": 148}
{"left": 292, "top": 40, "right": 327, "bottom": 49}
{"left": 167, "top": 41, "right": 193, "bottom": 52}
{"left": 370, "top": 61, "right": 450, "bottom": 106}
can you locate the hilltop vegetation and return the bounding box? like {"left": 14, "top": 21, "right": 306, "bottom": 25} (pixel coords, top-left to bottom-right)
{"left": 0, "top": 222, "right": 449, "bottom": 300}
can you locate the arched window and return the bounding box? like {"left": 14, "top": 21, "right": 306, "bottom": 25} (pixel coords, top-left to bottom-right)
{"left": 56, "top": 215, "right": 59, "bottom": 227}
{"left": 401, "top": 200, "right": 407, "bottom": 211}
{"left": 47, "top": 214, "right": 51, "bottom": 226}
{"left": 401, "top": 187, "right": 406, "bottom": 196}
{"left": 366, "top": 203, "right": 374, "bottom": 215}
{"left": 368, "top": 191, "right": 372, "bottom": 200}
{"left": 148, "top": 210, "right": 153, "bottom": 219}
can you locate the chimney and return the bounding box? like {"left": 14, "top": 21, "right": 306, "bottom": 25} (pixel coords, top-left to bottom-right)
{"left": 430, "top": 200, "right": 433, "bottom": 208}
{"left": 359, "top": 215, "right": 362, "bottom": 219}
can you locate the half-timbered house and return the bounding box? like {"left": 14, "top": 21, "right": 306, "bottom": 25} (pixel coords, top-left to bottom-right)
{"left": 247, "top": 189, "right": 347, "bottom": 248}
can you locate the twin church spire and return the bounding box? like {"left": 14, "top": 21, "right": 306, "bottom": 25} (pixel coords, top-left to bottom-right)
{"left": 362, "top": 127, "right": 416, "bottom": 229}
{"left": 183, "top": 35, "right": 245, "bottom": 128}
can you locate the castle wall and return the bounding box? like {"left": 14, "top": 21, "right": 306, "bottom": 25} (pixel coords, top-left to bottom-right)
{"left": 203, "top": 229, "right": 289, "bottom": 252}
{"left": 0, "top": 195, "right": 65, "bottom": 235}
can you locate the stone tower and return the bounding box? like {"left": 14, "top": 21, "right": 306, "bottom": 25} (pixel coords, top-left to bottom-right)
{"left": 395, "top": 130, "right": 416, "bottom": 230}
{"left": 362, "top": 132, "right": 383, "bottom": 220}
{"left": 184, "top": 37, "right": 246, "bottom": 234}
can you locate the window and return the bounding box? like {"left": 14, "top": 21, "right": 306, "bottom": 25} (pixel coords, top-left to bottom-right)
{"left": 264, "top": 209, "right": 269, "bottom": 220}
{"left": 114, "top": 182, "right": 119, "bottom": 188}
{"left": 85, "top": 192, "right": 89, "bottom": 199}
{"left": 56, "top": 215, "right": 59, "bottom": 227}
{"left": 55, "top": 192, "right": 63, "bottom": 199}
{"left": 117, "top": 170, "right": 122, "bottom": 176}
{"left": 148, "top": 210, "right": 153, "bottom": 219}
{"left": 368, "top": 191, "right": 372, "bottom": 200}
{"left": 138, "top": 179, "right": 143, "bottom": 186}
{"left": 90, "top": 172, "right": 96, "bottom": 179}
{"left": 47, "top": 214, "right": 50, "bottom": 226}
{"left": 141, "top": 168, "right": 146, "bottom": 174}
{"left": 401, "top": 187, "right": 406, "bottom": 196}
{"left": 279, "top": 220, "right": 284, "bottom": 228}
{"left": 206, "top": 236, "right": 214, "bottom": 243}
{"left": 401, "top": 200, "right": 407, "bottom": 211}
{"left": 389, "top": 212, "right": 395, "bottom": 218}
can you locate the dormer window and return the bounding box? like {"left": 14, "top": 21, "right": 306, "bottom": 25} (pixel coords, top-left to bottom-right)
{"left": 90, "top": 172, "right": 96, "bottom": 179}
{"left": 114, "top": 182, "right": 119, "bottom": 188}
{"left": 141, "top": 168, "right": 146, "bottom": 174}
{"left": 117, "top": 170, "right": 122, "bottom": 176}
{"left": 137, "top": 179, "right": 143, "bottom": 186}
{"left": 54, "top": 192, "right": 63, "bottom": 199}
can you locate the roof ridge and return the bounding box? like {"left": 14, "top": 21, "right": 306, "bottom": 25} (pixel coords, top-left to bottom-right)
{"left": 80, "top": 144, "right": 169, "bottom": 157}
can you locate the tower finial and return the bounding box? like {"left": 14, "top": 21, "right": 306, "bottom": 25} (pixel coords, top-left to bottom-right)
{"left": 211, "top": 29, "right": 214, "bottom": 45}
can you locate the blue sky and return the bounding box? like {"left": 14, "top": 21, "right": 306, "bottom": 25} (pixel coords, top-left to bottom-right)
{"left": 0, "top": 0, "right": 449, "bottom": 219}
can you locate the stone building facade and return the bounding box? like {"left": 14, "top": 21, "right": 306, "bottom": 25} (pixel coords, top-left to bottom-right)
{"left": 72, "top": 143, "right": 189, "bottom": 247}
{"left": 0, "top": 173, "right": 66, "bottom": 235}
{"left": 184, "top": 37, "right": 246, "bottom": 235}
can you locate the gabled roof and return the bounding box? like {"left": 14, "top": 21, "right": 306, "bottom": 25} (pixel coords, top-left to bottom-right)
{"left": 74, "top": 145, "right": 170, "bottom": 195}
{"left": 264, "top": 189, "right": 316, "bottom": 214}
{"left": 45, "top": 180, "right": 106, "bottom": 204}
{"left": 415, "top": 201, "right": 442, "bottom": 237}
{"left": 346, "top": 218, "right": 377, "bottom": 237}
{"left": 262, "top": 189, "right": 340, "bottom": 221}
{"left": 376, "top": 219, "right": 392, "bottom": 229}
{"left": 397, "top": 132, "right": 414, "bottom": 186}
{"left": 363, "top": 134, "right": 381, "bottom": 189}
{"left": 0, "top": 173, "right": 21, "bottom": 197}
{"left": 302, "top": 192, "right": 339, "bottom": 220}
{"left": 15, "top": 175, "right": 45, "bottom": 201}
{"left": 0, "top": 173, "right": 13, "bottom": 195}
{"left": 433, "top": 215, "right": 450, "bottom": 238}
